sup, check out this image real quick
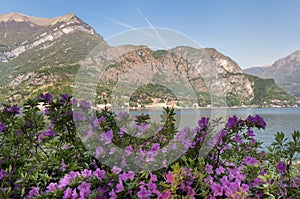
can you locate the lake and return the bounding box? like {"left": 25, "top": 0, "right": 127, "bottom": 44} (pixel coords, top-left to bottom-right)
{"left": 125, "top": 107, "right": 300, "bottom": 148}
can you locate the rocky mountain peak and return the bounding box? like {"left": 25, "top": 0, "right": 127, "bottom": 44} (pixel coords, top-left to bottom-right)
{"left": 272, "top": 50, "right": 300, "bottom": 68}
{"left": 244, "top": 49, "right": 300, "bottom": 97}
{"left": 0, "top": 12, "right": 76, "bottom": 26}
{"left": 203, "top": 48, "right": 242, "bottom": 74}
{"left": 0, "top": 13, "right": 102, "bottom": 62}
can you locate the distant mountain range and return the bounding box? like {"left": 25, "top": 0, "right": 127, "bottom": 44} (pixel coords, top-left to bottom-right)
{"left": 0, "top": 13, "right": 297, "bottom": 107}
{"left": 244, "top": 50, "right": 300, "bottom": 98}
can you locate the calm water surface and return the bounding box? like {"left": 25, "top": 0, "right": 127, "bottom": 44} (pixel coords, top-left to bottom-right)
{"left": 128, "top": 107, "right": 300, "bottom": 148}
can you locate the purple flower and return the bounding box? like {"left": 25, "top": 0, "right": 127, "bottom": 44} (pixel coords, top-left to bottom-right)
{"left": 99, "top": 116, "right": 106, "bottom": 123}
{"left": 150, "top": 143, "right": 160, "bottom": 151}
{"left": 61, "top": 94, "right": 69, "bottom": 101}
{"left": 95, "top": 146, "right": 103, "bottom": 157}
{"left": 125, "top": 145, "right": 133, "bottom": 156}
{"left": 63, "top": 187, "right": 72, "bottom": 199}
{"left": 100, "top": 129, "right": 114, "bottom": 145}
{"left": 118, "top": 111, "right": 128, "bottom": 119}
{"left": 137, "top": 187, "right": 152, "bottom": 199}
{"left": 58, "top": 175, "right": 71, "bottom": 189}
{"left": 109, "top": 147, "right": 116, "bottom": 154}
{"left": 93, "top": 168, "right": 107, "bottom": 180}
{"left": 73, "top": 111, "right": 87, "bottom": 122}
{"left": 220, "top": 176, "right": 230, "bottom": 186}
{"left": 146, "top": 151, "right": 157, "bottom": 162}
{"left": 0, "top": 169, "right": 7, "bottom": 180}
{"left": 44, "top": 108, "right": 50, "bottom": 115}
{"left": 233, "top": 134, "right": 243, "bottom": 144}
{"left": 128, "top": 171, "right": 135, "bottom": 181}
{"left": 80, "top": 100, "right": 91, "bottom": 109}
{"left": 71, "top": 99, "right": 78, "bottom": 106}
{"left": 81, "top": 169, "right": 92, "bottom": 178}
{"left": 78, "top": 182, "right": 91, "bottom": 197}
{"left": 241, "top": 183, "right": 249, "bottom": 192}
{"left": 0, "top": 123, "right": 6, "bottom": 132}
{"left": 246, "top": 115, "right": 266, "bottom": 129}
{"left": 246, "top": 115, "right": 255, "bottom": 123}
{"left": 294, "top": 175, "right": 300, "bottom": 187}
{"left": 247, "top": 130, "right": 255, "bottom": 137}
{"left": 211, "top": 183, "right": 223, "bottom": 197}
{"left": 243, "top": 156, "right": 258, "bottom": 166}
{"left": 119, "top": 126, "right": 127, "bottom": 136}
{"left": 204, "top": 176, "right": 213, "bottom": 185}
{"left": 198, "top": 117, "right": 209, "bottom": 129}
{"left": 166, "top": 171, "right": 174, "bottom": 183}
{"left": 253, "top": 178, "right": 263, "bottom": 186}
{"left": 72, "top": 188, "right": 78, "bottom": 199}
{"left": 28, "top": 187, "right": 40, "bottom": 199}
{"left": 112, "top": 166, "right": 122, "bottom": 174}
{"left": 150, "top": 172, "right": 157, "bottom": 182}
{"left": 187, "top": 186, "right": 195, "bottom": 198}
{"left": 68, "top": 171, "right": 80, "bottom": 179}
{"left": 38, "top": 130, "right": 56, "bottom": 142}
{"left": 276, "top": 161, "right": 287, "bottom": 174}
{"left": 109, "top": 189, "right": 117, "bottom": 199}
{"left": 146, "top": 182, "right": 157, "bottom": 193}
{"left": 42, "top": 93, "right": 53, "bottom": 103}
{"left": 216, "top": 166, "right": 225, "bottom": 175}
{"left": 10, "top": 105, "right": 20, "bottom": 114}
{"left": 116, "top": 181, "right": 124, "bottom": 193}
{"left": 254, "top": 115, "right": 266, "bottom": 129}
{"left": 226, "top": 115, "right": 239, "bottom": 130}
{"left": 214, "top": 130, "right": 227, "bottom": 145}
{"left": 137, "top": 123, "right": 150, "bottom": 132}
{"left": 205, "top": 164, "right": 213, "bottom": 174}
{"left": 158, "top": 190, "right": 171, "bottom": 199}
{"left": 46, "top": 182, "right": 57, "bottom": 192}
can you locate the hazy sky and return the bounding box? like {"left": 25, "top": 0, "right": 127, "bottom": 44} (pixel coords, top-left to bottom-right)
{"left": 1, "top": 0, "right": 299, "bottom": 68}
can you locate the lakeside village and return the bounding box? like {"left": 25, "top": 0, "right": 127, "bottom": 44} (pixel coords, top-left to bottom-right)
{"left": 93, "top": 92, "right": 300, "bottom": 110}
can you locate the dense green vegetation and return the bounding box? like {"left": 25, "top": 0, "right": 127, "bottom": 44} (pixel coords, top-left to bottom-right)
{"left": 245, "top": 74, "right": 296, "bottom": 106}
{"left": 0, "top": 94, "right": 299, "bottom": 198}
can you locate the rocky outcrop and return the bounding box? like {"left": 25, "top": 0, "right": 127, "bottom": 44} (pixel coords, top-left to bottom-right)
{"left": 92, "top": 45, "right": 255, "bottom": 104}
{"left": 244, "top": 50, "right": 300, "bottom": 97}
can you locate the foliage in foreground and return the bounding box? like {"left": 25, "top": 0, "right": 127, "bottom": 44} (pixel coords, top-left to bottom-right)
{"left": 0, "top": 93, "right": 300, "bottom": 199}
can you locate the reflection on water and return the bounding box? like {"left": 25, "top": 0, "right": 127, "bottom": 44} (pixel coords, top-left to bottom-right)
{"left": 128, "top": 107, "right": 300, "bottom": 148}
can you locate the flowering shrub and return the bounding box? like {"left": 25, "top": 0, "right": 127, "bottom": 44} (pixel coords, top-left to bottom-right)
{"left": 0, "top": 93, "right": 299, "bottom": 198}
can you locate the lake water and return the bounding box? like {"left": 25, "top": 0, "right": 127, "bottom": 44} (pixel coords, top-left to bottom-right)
{"left": 126, "top": 107, "right": 300, "bottom": 148}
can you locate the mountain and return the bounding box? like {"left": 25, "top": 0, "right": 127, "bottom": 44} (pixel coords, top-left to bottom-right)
{"left": 244, "top": 50, "right": 300, "bottom": 97}
{"left": 0, "top": 13, "right": 296, "bottom": 107}
{"left": 0, "top": 13, "right": 105, "bottom": 102}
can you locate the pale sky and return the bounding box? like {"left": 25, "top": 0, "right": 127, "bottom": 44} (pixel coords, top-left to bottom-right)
{"left": 1, "top": 0, "right": 300, "bottom": 68}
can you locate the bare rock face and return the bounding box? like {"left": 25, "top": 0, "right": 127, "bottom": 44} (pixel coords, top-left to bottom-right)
{"left": 91, "top": 45, "right": 255, "bottom": 104}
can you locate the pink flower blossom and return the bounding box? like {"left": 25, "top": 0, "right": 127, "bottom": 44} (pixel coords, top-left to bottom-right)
{"left": 166, "top": 171, "right": 174, "bottom": 183}
{"left": 243, "top": 156, "right": 258, "bottom": 166}
{"left": 63, "top": 187, "right": 72, "bottom": 199}
{"left": 211, "top": 183, "right": 223, "bottom": 197}
{"left": 78, "top": 181, "right": 91, "bottom": 197}
{"left": 205, "top": 164, "right": 213, "bottom": 174}
{"left": 112, "top": 166, "right": 122, "bottom": 174}
{"left": 137, "top": 187, "right": 152, "bottom": 199}
{"left": 93, "top": 168, "right": 106, "bottom": 180}
{"left": 81, "top": 169, "right": 92, "bottom": 178}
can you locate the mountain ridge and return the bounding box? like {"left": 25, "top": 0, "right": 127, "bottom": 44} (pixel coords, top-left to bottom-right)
{"left": 0, "top": 12, "right": 76, "bottom": 26}
{"left": 244, "top": 50, "right": 300, "bottom": 97}
{"left": 0, "top": 12, "right": 296, "bottom": 107}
